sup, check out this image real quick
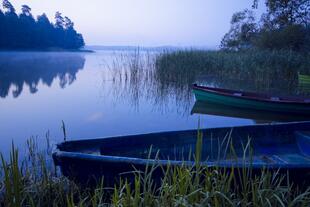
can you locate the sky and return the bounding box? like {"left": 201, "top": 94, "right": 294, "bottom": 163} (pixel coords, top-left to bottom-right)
{"left": 8, "top": 0, "right": 265, "bottom": 48}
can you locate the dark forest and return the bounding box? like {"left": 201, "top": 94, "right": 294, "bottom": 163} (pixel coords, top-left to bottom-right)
{"left": 0, "top": 0, "right": 85, "bottom": 50}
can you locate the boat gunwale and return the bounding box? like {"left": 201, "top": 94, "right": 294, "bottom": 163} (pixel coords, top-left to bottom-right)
{"left": 55, "top": 121, "right": 310, "bottom": 148}
{"left": 53, "top": 150, "right": 310, "bottom": 169}
{"left": 53, "top": 121, "right": 310, "bottom": 169}
{"left": 192, "top": 84, "right": 310, "bottom": 105}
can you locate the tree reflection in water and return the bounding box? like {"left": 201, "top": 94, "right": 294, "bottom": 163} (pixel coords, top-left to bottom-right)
{"left": 0, "top": 52, "right": 85, "bottom": 98}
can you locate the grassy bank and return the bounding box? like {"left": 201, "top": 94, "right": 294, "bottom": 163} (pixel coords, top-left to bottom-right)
{"left": 155, "top": 50, "right": 310, "bottom": 95}
{"left": 1, "top": 136, "right": 310, "bottom": 206}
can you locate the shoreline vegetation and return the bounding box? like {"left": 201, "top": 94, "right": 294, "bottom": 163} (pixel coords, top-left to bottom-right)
{"left": 0, "top": 0, "right": 85, "bottom": 51}
{"left": 155, "top": 49, "right": 310, "bottom": 113}
{"left": 155, "top": 49, "right": 310, "bottom": 95}
{"left": 1, "top": 133, "right": 310, "bottom": 206}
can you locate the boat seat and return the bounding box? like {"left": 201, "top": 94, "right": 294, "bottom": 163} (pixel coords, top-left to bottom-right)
{"left": 260, "top": 155, "right": 275, "bottom": 164}
{"left": 275, "top": 154, "right": 310, "bottom": 164}
{"left": 233, "top": 93, "right": 242, "bottom": 96}
{"left": 260, "top": 155, "right": 288, "bottom": 164}
{"left": 296, "top": 131, "right": 310, "bottom": 157}
{"left": 270, "top": 97, "right": 280, "bottom": 101}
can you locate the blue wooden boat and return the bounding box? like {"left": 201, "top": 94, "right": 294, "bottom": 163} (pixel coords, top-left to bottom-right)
{"left": 53, "top": 121, "right": 310, "bottom": 186}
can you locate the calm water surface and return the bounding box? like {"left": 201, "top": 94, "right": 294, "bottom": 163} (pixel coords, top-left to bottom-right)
{"left": 0, "top": 50, "right": 301, "bottom": 156}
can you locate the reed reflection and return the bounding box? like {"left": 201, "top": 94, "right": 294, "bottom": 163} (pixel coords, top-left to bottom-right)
{"left": 101, "top": 50, "right": 194, "bottom": 115}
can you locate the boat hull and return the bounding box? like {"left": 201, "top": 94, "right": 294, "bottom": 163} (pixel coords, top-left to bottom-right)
{"left": 53, "top": 121, "right": 310, "bottom": 186}
{"left": 54, "top": 152, "right": 310, "bottom": 187}
{"left": 191, "top": 101, "right": 310, "bottom": 122}
{"left": 193, "top": 88, "right": 310, "bottom": 114}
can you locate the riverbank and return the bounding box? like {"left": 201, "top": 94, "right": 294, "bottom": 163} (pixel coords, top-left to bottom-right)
{"left": 154, "top": 49, "right": 310, "bottom": 98}
{"left": 1, "top": 137, "right": 310, "bottom": 206}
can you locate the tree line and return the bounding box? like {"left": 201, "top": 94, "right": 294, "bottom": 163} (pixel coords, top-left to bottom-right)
{"left": 221, "top": 0, "right": 310, "bottom": 52}
{"left": 0, "top": 0, "right": 85, "bottom": 50}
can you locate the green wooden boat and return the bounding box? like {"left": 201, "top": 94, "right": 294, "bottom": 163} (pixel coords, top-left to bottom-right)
{"left": 192, "top": 84, "right": 310, "bottom": 115}
{"left": 299, "top": 73, "right": 310, "bottom": 84}
{"left": 298, "top": 74, "right": 310, "bottom": 93}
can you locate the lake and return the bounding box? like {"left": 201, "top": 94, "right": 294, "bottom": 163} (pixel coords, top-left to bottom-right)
{"left": 0, "top": 50, "right": 303, "bottom": 156}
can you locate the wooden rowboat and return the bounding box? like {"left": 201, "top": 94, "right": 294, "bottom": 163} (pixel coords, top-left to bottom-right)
{"left": 53, "top": 121, "right": 310, "bottom": 186}
{"left": 192, "top": 84, "right": 310, "bottom": 115}
{"left": 298, "top": 74, "right": 310, "bottom": 93}
{"left": 299, "top": 73, "right": 310, "bottom": 84}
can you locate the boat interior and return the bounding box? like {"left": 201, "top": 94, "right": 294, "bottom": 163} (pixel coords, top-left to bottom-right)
{"left": 57, "top": 122, "right": 310, "bottom": 167}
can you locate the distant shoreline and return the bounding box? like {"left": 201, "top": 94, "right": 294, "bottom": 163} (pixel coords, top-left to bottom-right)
{"left": 0, "top": 48, "right": 94, "bottom": 53}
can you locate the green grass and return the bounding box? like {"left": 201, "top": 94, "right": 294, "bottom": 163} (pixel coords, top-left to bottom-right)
{"left": 1, "top": 133, "right": 310, "bottom": 206}
{"left": 155, "top": 49, "right": 310, "bottom": 95}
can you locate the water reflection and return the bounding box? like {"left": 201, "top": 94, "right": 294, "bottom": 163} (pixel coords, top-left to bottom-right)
{"left": 191, "top": 101, "right": 309, "bottom": 123}
{"left": 0, "top": 52, "right": 85, "bottom": 98}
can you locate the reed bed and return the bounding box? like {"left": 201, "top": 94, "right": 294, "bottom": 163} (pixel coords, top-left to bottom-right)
{"left": 102, "top": 49, "right": 310, "bottom": 115}
{"left": 1, "top": 133, "right": 310, "bottom": 206}
{"left": 155, "top": 50, "right": 310, "bottom": 85}
{"left": 102, "top": 49, "right": 158, "bottom": 110}
{"left": 155, "top": 49, "right": 310, "bottom": 99}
